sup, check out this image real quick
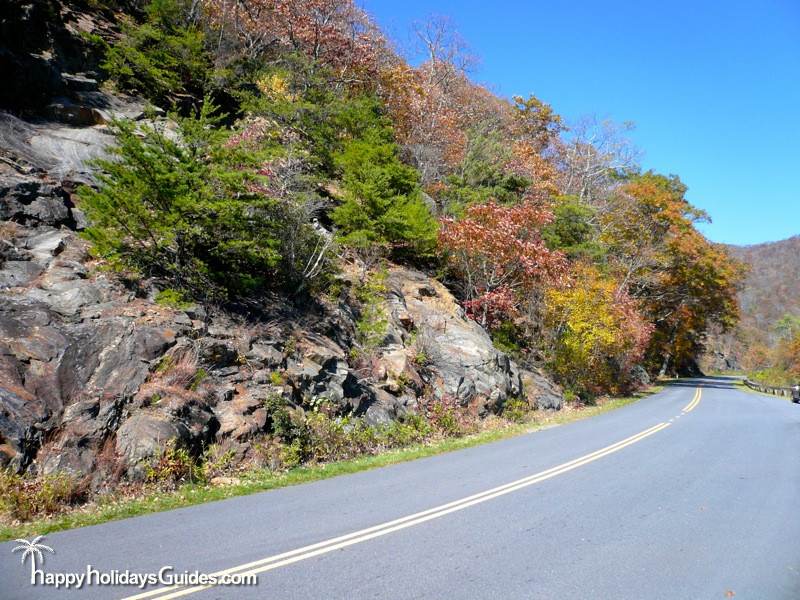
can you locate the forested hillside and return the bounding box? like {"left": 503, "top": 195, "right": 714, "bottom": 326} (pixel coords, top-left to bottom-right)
{"left": 0, "top": 0, "right": 743, "bottom": 519}
{"left": 711, "top": 237, "right": 800, "bottom": 383}
{"left": 77, "top": 0, "right": 741, "bottom": 381}
{"left": 730, "top": 237, "right": 800, "bottom": 339}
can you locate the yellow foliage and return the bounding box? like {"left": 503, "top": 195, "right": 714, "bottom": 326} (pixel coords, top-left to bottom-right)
{"left": 256, "top": 73, "right": 296, "bottom": 102}
{"left": 546, "top": 265, "right": 652, "bottom": 396}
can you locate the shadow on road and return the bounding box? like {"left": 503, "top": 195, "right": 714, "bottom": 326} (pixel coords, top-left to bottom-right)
{"left": 664, "top": 376, "right": 742, "bottom": 390}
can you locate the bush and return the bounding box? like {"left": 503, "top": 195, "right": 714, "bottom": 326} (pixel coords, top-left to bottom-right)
{"left": 145, "top": 440, "right": 200, "bottom": 485}
{"left": 102, "top": 0, "right": 212, "bottom": 108}
{"left": 0, "top": 470, "right": 85, "bottom": 521}
{"left": 79, "top": 104, "right": 293, "bottom": 299}
{"left": 501, "top": 398, "right": 531, "bottom": 424}
{"left": 155, "top": 288, "right": 192, "bottom": 309}
{"left": 353, "top": 269, "right": 389, "bottom": 353}
{"left": 201, "top": 444, "right": 237, "bottom": 480}
{"left": 424, "top": 396, "right": 468, "bottom": 437}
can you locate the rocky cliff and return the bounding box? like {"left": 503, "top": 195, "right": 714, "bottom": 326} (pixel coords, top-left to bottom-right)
{"left": 0, "top": 1, "right": 561, "bottom": 488}
{"left": 0, "top": 218, "right": 561, "bottom": 485}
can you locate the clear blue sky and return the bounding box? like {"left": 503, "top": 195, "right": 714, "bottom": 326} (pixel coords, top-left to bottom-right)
{"left": 361, "top": 0, "right": 800, "bottom": 246}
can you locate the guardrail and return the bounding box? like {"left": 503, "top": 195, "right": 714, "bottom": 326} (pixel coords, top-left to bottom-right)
{"left": 743, "top": 378, "right": 795, "bottom": 398}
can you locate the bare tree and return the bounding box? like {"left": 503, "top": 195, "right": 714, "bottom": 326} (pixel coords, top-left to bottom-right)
{"left": 412, "top": 15, "right": 478, "bottom": 90}
{"left": 557, "top": 116, "right": 641, "bottom": 206}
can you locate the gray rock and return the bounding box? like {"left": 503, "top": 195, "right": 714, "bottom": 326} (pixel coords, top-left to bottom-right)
{"left": 197, "top": 337, "right": 238, "bottom": 367}
{"left": 382, "top": 267, "right": 523, "bottom": 412}
{"left": 0, "top": 261, "right": 43, "bottom": 287}
{"left": 28, "top": 282, "right": 104, "bottom": 316}
{"left": 628, "top": 365, "right": 651, "bottom": 388}
{"left": 246, "top": 342, "right": 283, "bottom": 367}
{"left": 116, "top": 414, "right": 184, "bottom": 477}
{"left": 24, "top": 229, "right": 68, "bottom": 260}
{"left": 184, "top": 304, "right": 207, "bottom": 321}
{"left": 520, "top": 367, "right": 563, "bottom": 411}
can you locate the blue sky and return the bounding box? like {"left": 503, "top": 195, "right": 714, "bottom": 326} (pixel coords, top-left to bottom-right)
{"left": 361, "top": 0, "right": 800, "bottom": 246}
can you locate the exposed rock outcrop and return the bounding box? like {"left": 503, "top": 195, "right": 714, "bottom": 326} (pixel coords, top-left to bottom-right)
{"left": 0, "top": 222, "right": 562, "bottom": 484}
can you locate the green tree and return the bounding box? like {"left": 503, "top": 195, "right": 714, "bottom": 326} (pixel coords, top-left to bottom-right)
{"left": 102, "top": 0, "right": 211, "bottom": 108}
{"left": 79, "top": 103, "right": 284, "bottom": 298}
{"left": 440, "top": 129, "right": 529, "bottom": 214}
{"left": 542, "top": 196, "right": 605, "bottom": 261}
{"left": 331, "top": 108, "right": 437, "bottom": 262}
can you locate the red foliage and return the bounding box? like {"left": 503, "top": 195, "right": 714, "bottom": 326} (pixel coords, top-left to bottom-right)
{"left": 203, "top": 0, "right": 389, "bottom": 84}
{"left": 463, "top": 287, "right": 517, "bottom": 329}
{"left": 439, "top": 201, "right": 567, "bottom": 327}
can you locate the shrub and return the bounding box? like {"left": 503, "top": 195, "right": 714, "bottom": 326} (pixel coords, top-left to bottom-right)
{"left": 353, "top": 270, "right": 389, "bottom": 353}
{"left": 491, "top": 321, "right": 527, "bottom": 357}
{"left": 201, "top": 444, "right": 237, "bottom": 480}
{"left": 79, "top": 104, "right": 285, "bottom": 299}
{"left": 382, "top": 415, "right": 431, "bottom": 447}
{"left": 250, "top": 436, "right": 293, "bottom": 471}
{"left": 155, "top": 288, "right": 192, "bottom": 309}
{"left": 501, "top": 398, "right": 531, "bottom": 423}
{"left": 102, "top": 0, "right": 212, "bottom": 108}
{"left": 145, "top": 440, "right": 200, "bottom": 485}
{"left": 424, "top": 396, "right": 467, "bottom": 437}
{"left": 0, "top": 470, "right": 85, "bottom": 521}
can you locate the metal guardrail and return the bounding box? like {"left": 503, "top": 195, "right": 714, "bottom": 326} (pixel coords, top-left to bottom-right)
{"left": 743, "top": 378, "right": 795, "bottom": 398}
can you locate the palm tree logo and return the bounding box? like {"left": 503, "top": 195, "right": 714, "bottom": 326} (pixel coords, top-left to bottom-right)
{"left": 12, "top": 536, "right": 54, "bottom": 580}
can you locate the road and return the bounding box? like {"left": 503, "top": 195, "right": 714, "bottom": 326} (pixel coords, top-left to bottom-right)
{"left": 2, "top": 377, "right": 799, "bottom": 599}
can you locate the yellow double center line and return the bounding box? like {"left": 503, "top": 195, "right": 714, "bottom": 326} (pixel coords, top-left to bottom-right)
{"left": 125, "top": 420, "right": 674, "bottom": 600}
{"left": 682, "top": 388, "right": 702, "bottom": 413}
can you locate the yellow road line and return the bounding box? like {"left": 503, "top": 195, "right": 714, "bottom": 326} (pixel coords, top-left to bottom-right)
{"left": 124, "top": 421, "right": 672, "bottom": 600}
{"left": 682, "top": 388, "right": 702, "bottom": 413}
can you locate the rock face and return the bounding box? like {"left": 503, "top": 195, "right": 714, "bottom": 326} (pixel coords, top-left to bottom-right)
{"left": 382, "top": 268, "right": 523, "bottom": 414}
{"left": 0, "top": 2, "right": 562, "bottom": 485}
{"left": 0, "top": 223, "right": 562, "bottom": 484}
{"left": 0, "top": 0, "right": 120, "bottom": 113}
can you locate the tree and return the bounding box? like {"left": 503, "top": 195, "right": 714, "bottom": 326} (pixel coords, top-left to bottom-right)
{"left": 439, "top": 127, "right": 529, "bottom": 213}
{"left": 79, "top": 103, "right": 328, "bottom": 298}
{"left": 439, "top": 200, "right": 567, "bottom": 329}
{"left": 332, "top": 127, "right": 438, "bottom": 263}
{"left": 203, "top": 0, "right": 389, "bottom": 89}
{"left": 601, "top": 172, "right": 743, "bottom": 375}
{"left": 545, "top": 265, "right": 653, "bottom": 396}
{"left": 556, "top": 116, "right": 640, "bottom": 205}
{"left": 542, "top": 196, "right": 605, "bottom": 262}
{"left": 103, "top": 0, "right": 211, "bottom": 108}
{"left": 511, "top": 94, "right": 564, "bottom": 153}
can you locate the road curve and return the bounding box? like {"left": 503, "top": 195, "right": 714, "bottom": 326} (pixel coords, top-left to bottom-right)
{"left": 1, "top": 377, "right": 799, "bottom": 599}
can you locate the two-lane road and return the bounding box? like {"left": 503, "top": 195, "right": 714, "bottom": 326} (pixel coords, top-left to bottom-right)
{"left": 2, "top": 378, "right": 799, "bottom": 599}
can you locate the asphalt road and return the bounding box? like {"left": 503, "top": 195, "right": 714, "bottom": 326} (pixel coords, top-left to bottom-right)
{"left": 2, "top": 377, "right": 799, "bottom": 599}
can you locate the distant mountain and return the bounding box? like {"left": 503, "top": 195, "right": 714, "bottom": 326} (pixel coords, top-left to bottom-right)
{"left": 729, "top": 236, "right": 800, "bottom": 340}
{"left": 703, "top": 236, "right": 800, "bottom": 372}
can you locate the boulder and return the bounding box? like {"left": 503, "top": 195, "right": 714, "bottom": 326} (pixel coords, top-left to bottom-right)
{"left": 383, "top": 267, "right": 523, "bottom": 412}
{"left": 115, "top": 414, "right": 185, "bottom": 478}
{"left": 213, "top": 389, "right": 268, "bottom": 441}
{"left": 0, "top": 261, "right": 43, "bottom": 288}
{"left": 520, "top": 367, "right": 564, "bottom": 411}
